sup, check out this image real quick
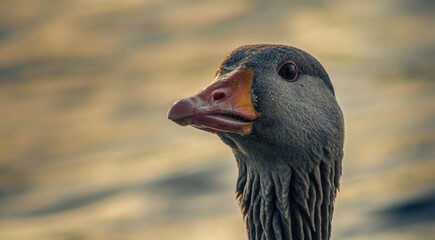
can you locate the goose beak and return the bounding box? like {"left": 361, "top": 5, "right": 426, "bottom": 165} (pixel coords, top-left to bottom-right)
{"left": 167, "top": 68, "right": 260, "bottom": 136}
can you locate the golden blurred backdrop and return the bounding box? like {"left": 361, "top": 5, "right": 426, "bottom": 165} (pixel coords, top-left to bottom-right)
{"left": 0, "top": 0, "right": 434, "bottom": 239}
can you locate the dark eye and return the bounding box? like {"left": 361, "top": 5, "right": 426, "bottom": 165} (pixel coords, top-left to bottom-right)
{"left": 277, "top": 62, "right": 298, "bottom": 81}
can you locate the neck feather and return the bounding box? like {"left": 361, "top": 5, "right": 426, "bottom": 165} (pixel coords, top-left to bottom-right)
{"left": 235, "top": 155, "right": 341, "bottom": 240}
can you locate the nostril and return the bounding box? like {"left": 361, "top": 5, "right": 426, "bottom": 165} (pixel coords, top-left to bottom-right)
{"left": 213, "top": 92, "right": 226, "bottom": 101}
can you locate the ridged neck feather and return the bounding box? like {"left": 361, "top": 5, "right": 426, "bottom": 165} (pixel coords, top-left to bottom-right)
{"left": 234, "top": 150, "right": 341, "bottom": 240}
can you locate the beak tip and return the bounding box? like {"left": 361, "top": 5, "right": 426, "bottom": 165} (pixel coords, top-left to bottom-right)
{"left": 167, "top": 99, "right": 194, "bottom": 124}
{"left": 167, "top": 107, "right": 176, "bottom": 121}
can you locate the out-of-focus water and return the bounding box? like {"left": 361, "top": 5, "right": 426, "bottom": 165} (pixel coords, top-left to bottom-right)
{"left": 0, "top": 0, "right": 434, "bottom": 239}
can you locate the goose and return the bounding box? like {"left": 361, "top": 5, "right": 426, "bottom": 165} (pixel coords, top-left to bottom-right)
{"left": 168, "top": 44, "right": 344, "bottom": 240}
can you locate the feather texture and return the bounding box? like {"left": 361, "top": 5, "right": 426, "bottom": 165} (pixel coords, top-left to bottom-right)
{"left": 236, "top": 154, "right": 341, "bottom": 240}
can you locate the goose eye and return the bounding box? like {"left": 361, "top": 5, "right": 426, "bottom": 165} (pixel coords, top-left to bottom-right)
{"left": 277, "top": 62, "right": 298, "bottom": 81}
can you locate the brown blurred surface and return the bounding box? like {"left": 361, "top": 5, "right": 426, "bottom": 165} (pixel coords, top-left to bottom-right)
{"left": 0, "top": 0, "right": 434, "bottom": 239}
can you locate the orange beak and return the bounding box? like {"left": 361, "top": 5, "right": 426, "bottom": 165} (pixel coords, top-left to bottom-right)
{"left": 167, "top": 68, "right": 260, "bottom": 136}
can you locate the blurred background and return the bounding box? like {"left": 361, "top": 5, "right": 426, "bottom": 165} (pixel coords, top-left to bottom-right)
{"left": 0, "top": 0, "right": 434, "bottom": 239}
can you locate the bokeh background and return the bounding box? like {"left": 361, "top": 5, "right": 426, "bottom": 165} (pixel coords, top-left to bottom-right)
{"left": 0, "top": 0, "right": 434, "bottom": 239}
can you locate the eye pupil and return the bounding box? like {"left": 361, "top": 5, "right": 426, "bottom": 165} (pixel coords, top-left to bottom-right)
{"left": 278, "top": 62, "right": 298, "bottom": 81}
